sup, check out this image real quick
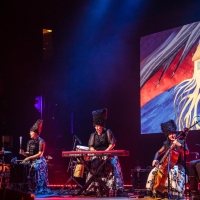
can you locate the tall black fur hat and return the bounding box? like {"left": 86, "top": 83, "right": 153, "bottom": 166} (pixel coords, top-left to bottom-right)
{"left": 30, "top": 119, "right": 43, "bottom": 134}
{"left": 161, "top": 119, "right": 177, "bottom": 137}
{"left": 92, "top": 108, "right": 108, "bottom": 127}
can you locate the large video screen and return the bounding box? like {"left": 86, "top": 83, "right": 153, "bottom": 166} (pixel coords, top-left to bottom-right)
{"left": 140, "top": 21, "right": 200, "bottom": 134}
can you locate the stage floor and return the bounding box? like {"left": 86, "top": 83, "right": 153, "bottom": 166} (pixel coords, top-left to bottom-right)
{"left": 35, "top": 194, "right": 155, "bottom": 200}
{"left": 34, "top": 189, "right": 190, "bottom": 200}
{"left": 34, "top": 191, "right": 188, "bottom": 200}
{"left": 35, "top": 196, "right": 182, "bottom": 200}
{"left": 34, "top": 189, "right": 149, "bottom": 200}
{"left": 1, "top": 187, "right": 189, "bottom": 199}
{"left": 35, "top": 197, "right": 187, "bottom": 200}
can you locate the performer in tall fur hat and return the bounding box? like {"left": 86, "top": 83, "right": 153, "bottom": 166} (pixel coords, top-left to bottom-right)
{"left": 19, "top": 119, "right": 52, "bottom": 195}
{"left": 146, "top": 119, "right": 189, "bottom": 199}
{"left": 86, "top": 108, "right": 124, "bottom": 196}
{"left": 161, "top": 119, "right": 177, "bottom": 137}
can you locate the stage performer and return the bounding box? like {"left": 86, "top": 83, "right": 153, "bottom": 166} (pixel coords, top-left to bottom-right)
{"left": 19, "top": 119, "right": 52, "bottom": 195}
{"left": 146, "top": 119, "right": 189, "bottom": 199}
{"left": 188, "top": 159, "right": 200, "bottom": 200}
{"left": 86, "top": 108, "right": 124, "bottom": 196}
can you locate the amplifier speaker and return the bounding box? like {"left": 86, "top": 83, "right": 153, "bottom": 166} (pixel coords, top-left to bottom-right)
{"left": 0, "top": 188, "right": 34, "bottom": 200}
{"left": 131, "top": 169, "right": 151, "bottom": 189}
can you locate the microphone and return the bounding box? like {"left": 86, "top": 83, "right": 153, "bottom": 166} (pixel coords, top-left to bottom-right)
{"left": 74, "top": 135, "right": 82, "bottom": 144}
{"left": 190, "top": 152, "right": 199, "bottom": 158}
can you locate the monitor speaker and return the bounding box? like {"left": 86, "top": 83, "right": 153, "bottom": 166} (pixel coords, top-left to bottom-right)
{"left": 0, "top": 188, "right": 34, "bottom": 200}
{"left": 131, "top": 169, "right": 151, "bottom": 189}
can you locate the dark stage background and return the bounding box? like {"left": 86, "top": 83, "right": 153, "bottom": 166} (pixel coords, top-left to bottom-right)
{"left": 1, "top": 0, "right": 200, "bottom": 185}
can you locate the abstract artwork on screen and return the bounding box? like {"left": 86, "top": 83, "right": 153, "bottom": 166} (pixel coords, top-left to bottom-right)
{"left": 140, "top": 21, "right": 200, "bottom": 134}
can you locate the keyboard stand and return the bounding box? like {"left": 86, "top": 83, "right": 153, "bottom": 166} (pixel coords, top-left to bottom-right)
{"left": 74, "top": 156, "right": 110, "bottom": 196}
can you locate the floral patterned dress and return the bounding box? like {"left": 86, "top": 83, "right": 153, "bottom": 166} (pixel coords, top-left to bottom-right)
{"left": 26, "top": 137, "right": 51, "bottom": 194}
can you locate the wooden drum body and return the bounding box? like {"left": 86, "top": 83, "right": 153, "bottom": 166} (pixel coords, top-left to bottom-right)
{"left": 10, "top": 164, "right": 30, "bottom": 184}
{"left": 153, "top": 149, "right": 179, "bottom": 193}
{"left": 74, "top": 162, "right": 85, "bottom": 178}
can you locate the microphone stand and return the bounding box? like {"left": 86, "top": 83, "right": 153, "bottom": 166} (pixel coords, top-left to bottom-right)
{"left": 165, "top": 120, "right": 199, "bottom": 199}
{"left": 175, "top": 120, "right": 199, "bottom": 199}
{"left": 183, "top": 138, "right": 187, "bottom": 198}
{"left": 167, "top": 149, "right": 172, "bottom": 199}
{"left": 58, "top": 138, "right": 82, "bottom": 195}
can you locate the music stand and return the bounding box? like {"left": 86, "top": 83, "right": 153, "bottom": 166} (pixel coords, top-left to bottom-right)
{"left": 58, "top": 137, "right": 82, "bottom": 195}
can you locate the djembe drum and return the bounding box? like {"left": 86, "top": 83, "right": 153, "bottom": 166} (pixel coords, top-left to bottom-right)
{"left": 73, "top": 145, "right": 89, "bottom": 178}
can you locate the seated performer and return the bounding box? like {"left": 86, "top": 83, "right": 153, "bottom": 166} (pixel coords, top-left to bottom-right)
{"left": 146, "top": 119, "right": 189, "bottom": 199}
{"left": 188, "top": 160, "right": 200, "bottom": 200}
{"left": 86, "top": 108, "right": 124, "bottom": 196}
{"left": 19, "top": 119, "right": 52, "bottom": 194}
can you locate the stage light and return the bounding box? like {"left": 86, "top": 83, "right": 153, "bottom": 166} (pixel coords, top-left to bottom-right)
{"left": 34, "top": 96, "right": 42, "bottom": 111}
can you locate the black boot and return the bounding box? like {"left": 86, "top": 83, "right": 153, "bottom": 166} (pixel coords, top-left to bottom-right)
{"left": 190, "top": 176, "right": 200, "bottom": 200}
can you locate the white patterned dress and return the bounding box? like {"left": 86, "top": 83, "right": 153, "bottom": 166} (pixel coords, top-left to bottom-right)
{"left": 146, "top": 164, "right": 187, "bottom": 198}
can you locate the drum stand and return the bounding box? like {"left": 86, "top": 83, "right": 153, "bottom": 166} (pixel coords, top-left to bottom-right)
{"left": 58, "top": 139, "right": 82, "bottom": 195}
